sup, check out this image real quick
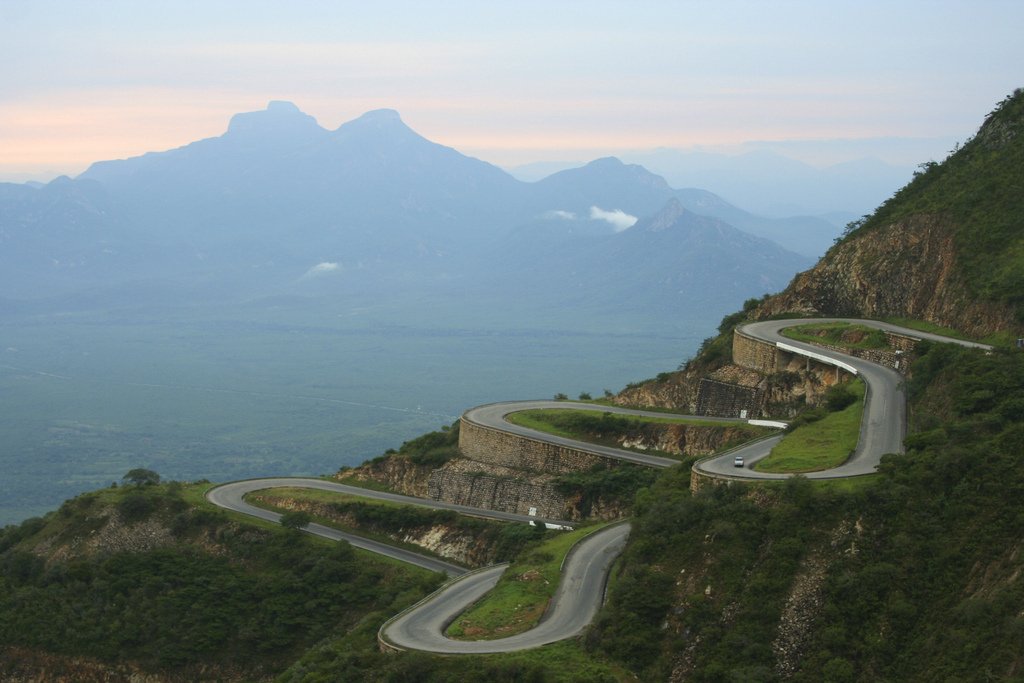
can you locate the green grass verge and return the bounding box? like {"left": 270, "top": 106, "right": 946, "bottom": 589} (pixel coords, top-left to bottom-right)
{"left": 756, "top": 473, "right": 881, "bottom": 494}
{"left": 331, "top": 474, "right": 400, "bottom": 493}
{"left": 510, "top": 408, "right": 751, "bottom": 431}
{"left": 811, "top": 474, "right": 882, "bottom": 493}
{"left": 755, "top": 380, "right": 865, "bottom": 473}
{"left": 465, "top": 640, "right": 635, "bottom": 681}
{"left": 506, "top": 409, "right": 771, "bottom": 461}
{"left": 250, "top": 485, "right": 411, "bottom": 510}
{"left": 445, "top": 523, "right": 608, "bottom": 640}
{"left": 780, "top": 322, "right": 889, "bottom": 350}
{"left": 881, "top": 317, "right": 971, "bottom": 341}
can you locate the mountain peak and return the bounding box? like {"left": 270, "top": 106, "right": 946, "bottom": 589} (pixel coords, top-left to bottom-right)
{"left": 333, "top": 108, "right": 421, "bottom": 142}
{"left": 357, "top": 108, "right": 403, "bottom": 122}
{"left": 580, "top": 157, "right": 672, "bottom": 189}
{"left": 587, "top": 156, "right": 625, "bottom": 168}
{"left": 640, "top": 198, "right": 687, "bottom": 232}
{"left": 226, "top": 101, "right": 325, "bottom": 140}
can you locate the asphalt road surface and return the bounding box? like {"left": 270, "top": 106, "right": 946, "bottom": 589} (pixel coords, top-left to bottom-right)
{"left": 694, "top": 318, "right": 991, "bottom": 481}
{"left": 463, "top": 400, "right": 773, "bottom": 469}
{"left": 379, "top": 522, "right": 631, "bottom": 653}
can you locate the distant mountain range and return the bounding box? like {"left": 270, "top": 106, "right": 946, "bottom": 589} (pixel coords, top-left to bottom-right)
{"left": 0, "top": 101, "right": 820, "bottom": 317}
{"left": 510, "top": 143, "right": 927, "bottom": 220}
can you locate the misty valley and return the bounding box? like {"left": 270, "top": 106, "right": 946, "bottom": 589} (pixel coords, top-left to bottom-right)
{"left": 0, "top": 295, "right": 709, "bottom": 525}
{"left": 0, "top": 103, "right": 827, "bottom": 525}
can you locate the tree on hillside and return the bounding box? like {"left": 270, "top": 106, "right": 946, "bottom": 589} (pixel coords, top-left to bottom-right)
{"left": 280, "top": 510, "right": 312, "bottom": 530}
{"left": 122, "top": 468, "right": 161, "bottom": 486}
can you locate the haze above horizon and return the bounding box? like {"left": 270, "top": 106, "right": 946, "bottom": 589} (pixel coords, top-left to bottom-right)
{"left": 1, "top": 0, "right": 1022, "bottom": 182}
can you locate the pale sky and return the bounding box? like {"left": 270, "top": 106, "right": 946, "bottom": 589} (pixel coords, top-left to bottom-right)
{"left": 1, "top": 0, "right": 1021, "bottom": 181}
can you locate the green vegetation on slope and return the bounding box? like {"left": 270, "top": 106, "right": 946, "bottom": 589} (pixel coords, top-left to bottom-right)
{"left": 279, "top": 619, "right": 629, "bottom": 682}
{"left": 447, "top": 524, "right": 609, "bottom": 640}
{"left": 781, "top": 322, "right": 889, "bottom": 350}
{"left": 506, "top": 408, "right": 771, "bottom": 456}
{"left": 250, "top": 486, "right": 547, "bottom": 564}
{"left": 376, "top": 421, "right": 461, "bottom": 467}
{"left": 588, "top": 342, "right": 1024, "bottom": 680}
{"left": 552, "top": 464, "right": 659, "bottom": 518}
{"left": 755, "top": 379, "right": 864, "bottom": 473}
{"left": 0, "top": 483, "right": 439, "bottom": 680}
{"left": 844, "top": 88, "right": 1024, "bottom": 319}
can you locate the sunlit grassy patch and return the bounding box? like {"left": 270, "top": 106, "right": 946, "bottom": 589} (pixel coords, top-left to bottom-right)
{"left": 445, "top": 523, "right": 609, "bottom": 640}
{"left": 755, "top": 380, "right": 864, "bottom": 473}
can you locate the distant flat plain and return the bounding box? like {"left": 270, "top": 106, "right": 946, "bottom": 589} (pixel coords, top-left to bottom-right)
{"left": 0, "top": 293, "right": 706, "bottom": 525}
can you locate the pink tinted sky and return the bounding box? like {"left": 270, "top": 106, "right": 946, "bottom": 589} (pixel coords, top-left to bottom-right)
{"left": 1, "top": 0, "right": 1022, "bottom": 181}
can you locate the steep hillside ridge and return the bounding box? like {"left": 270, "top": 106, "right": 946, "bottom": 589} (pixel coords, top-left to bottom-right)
{"left": 0, "top": 483, "right": 437, "bottom": 682}
{"left": 337, "top": 412, "right": 752, "bottom": 522}
{"left": 760, "top": 89, "right": 1024, "bottom": 338}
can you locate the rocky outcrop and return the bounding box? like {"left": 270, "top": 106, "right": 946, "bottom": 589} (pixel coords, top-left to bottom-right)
{"left": 0, "top": 647, "right": 166, "bottom": 683}
{"left": 31, "top": 507, "right": 176, "bottom": 565}
{"left": 337, "top": 455, "right": 434, "bottom": 498}
{"left": 758, "top": 214, "right": 1018, "bottom": 338}
{"left": 617, "top": 422, "right": 761, "bottom": 456}
{"left": 341, "top": 412, "right": 768, "bottom": 523}
{"left": 247, "top": 494, "right": 503, "bottom": 566}
{"left": 615, "top": 368, "right": 703, "bottom": 412}
{"left": 339, "top": 455, "right": 629, "bottom": 522}
{"left": 426, "top": 458, "right": 572, "bottom": 520}
{"left": 458, "top": 420, "right": 611, "bottom": 474}
{"left": 772, "top": 553, "right": 828, "bottom": 678}
{"left": 0, "top": 647, "right": 259, "bottom": 683}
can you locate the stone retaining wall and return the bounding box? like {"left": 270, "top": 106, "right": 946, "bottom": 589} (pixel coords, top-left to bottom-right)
{"left": 695, "top": 378, "right": 762, "bottom": 418}
{"left": 733, "top": 331, "right": 779, "bottom": 373}
{"left": 885, "top": 331, "right": 919, "bottom": 352}
{"left": 458, "top": 419, "right": 611, "bottom": 474}
{"left": 427, "top": 468, "right": 567, "bottom": 519}
{"left": 733, "top": 328, "right": 918, "bottom": 376}
{"left": 689, "top": 466, "right": 733, "bottom": 493}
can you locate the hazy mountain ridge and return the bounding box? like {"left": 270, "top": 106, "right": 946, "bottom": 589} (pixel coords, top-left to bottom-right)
{"left": 0, "top": 102, "right": 808, "bottom": 527}
{"left": 621, "top": 146, "right": 916, "bottom": 217}
{"left": 2, "top": 101, "right": 818, "bottom": 313}
{"left": 491, "top": 199, "right": 808, "bottom": 314}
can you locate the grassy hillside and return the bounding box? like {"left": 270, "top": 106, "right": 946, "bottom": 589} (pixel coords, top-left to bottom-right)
{"left": 0, "top": 483, "right": 440, "bottom": 681}
{"left": 587, "top": 341, "right": 1024, "bottom": 681}
{"left": 758, "top": 89, "right": 1024, "bottom": 339}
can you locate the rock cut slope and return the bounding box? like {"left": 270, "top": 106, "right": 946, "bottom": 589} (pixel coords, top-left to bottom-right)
{"left": 759, "top": 88, "right": 1024, "bottom": 339}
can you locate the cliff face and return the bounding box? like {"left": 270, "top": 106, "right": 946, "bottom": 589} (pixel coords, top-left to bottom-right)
{"left": 339, "top": 449, "right": 629, "bottom": 522}
{"left": 759, "top": 89, "right": 1024, "bottom": 338}
{"left": 338, "top": 418, "right": 757, "bottom": 522}
{"left": 758, "top": 213, "right": 1018, "bottom": 337}
{"left": 247, "top": 493, "right": 504, "bottom": 567}
{"left": 616, "top": 352, "right": 843, "bottom": 420}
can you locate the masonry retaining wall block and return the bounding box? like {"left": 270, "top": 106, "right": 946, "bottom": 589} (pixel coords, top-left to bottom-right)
{"left": 695, "top": 378, "right": 762, "bottom": 418}
{"left": 732, "top": 331, "right": 779, "bottom": 373}
{"left": 426, "top": 469, "right": 567, "bottom": 519}
{"left": 458, "top": 419, "right": 611, "bottom": 474}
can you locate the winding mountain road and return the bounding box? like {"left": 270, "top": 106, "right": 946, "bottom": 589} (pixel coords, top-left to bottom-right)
{"left": 206, "top": 318, "right": 990, "bottom": 653}
{"left": 694, "top": 319, "right": 990, "bottom": 480}
{"left": 380, "top": 522, "right": 631, "bottom": 653}
{"left": 462, "top": 400, "right": 781, "bottom": 469}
